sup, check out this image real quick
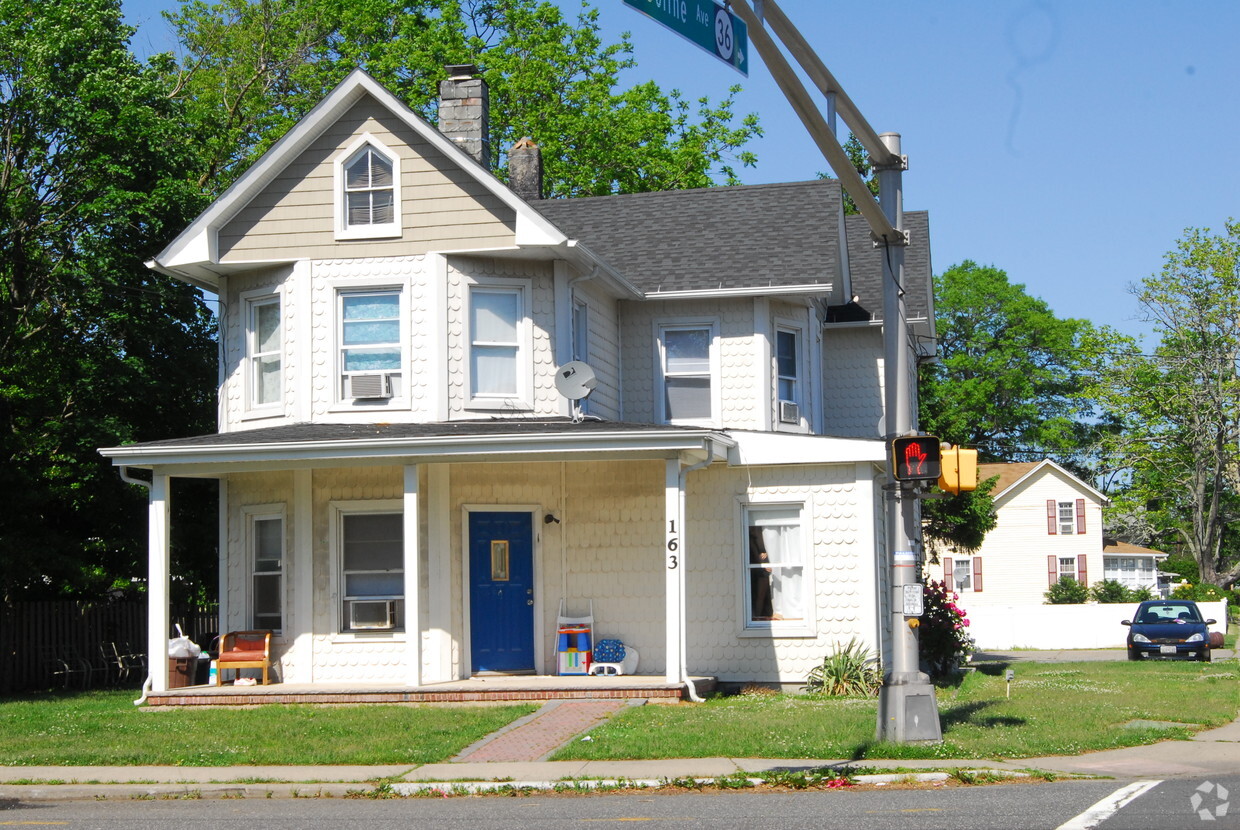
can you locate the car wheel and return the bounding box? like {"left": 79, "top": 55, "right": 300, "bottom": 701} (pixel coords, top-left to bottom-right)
{"left": 1127, "top": 649, "right": 1140, "bottom": 661}
{"left": 1201, "top": 650, "right": 1212, "bottom": 663}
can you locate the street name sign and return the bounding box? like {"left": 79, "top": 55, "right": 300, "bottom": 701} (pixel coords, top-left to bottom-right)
{"left": 623, "top": 0, "right": 748, "bottom": 76}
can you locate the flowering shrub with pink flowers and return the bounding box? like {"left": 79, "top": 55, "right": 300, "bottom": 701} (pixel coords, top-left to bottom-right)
{"left": 918, "top": 580, "right": 975, "bottom": 678}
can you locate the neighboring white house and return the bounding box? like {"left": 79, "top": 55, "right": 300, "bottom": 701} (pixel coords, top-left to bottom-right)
{"left": 1102, "top": 538, "right": 1167, "bottom": 597}
{"left": 925, "top": 460, "right": 1108, "bottom": 606}
{"left": 101, "top": 68, "right": 935, "bottom": 692}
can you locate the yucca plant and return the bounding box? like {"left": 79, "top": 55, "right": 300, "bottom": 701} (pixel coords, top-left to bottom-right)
{"left": 804, "top": 638, "right": 881, "bottom": 697}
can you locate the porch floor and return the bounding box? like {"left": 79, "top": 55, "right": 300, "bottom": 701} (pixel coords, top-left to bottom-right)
{"left": 146, "top": 674, "right": 717, "bottom": 706}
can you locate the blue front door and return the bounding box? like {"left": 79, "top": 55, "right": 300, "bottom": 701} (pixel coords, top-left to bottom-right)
{"left": 469, "top": 511, "right": 535, "bottom": 672}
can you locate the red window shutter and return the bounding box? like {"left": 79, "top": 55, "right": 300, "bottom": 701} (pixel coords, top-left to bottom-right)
{"left": 1078, "top": 556, "right": 1088, "bottom": 585}
{"left": 973, "top": 557, "right": 983, "bottom": 592}
{"left": 1048, "top": 555, "right": 1058, "bottom": 587}
{"left": 1076, "top": 498, "right": 1086, "bottom": 534}
{"left": 943, "top": 557, "right": 953, "bottom": 590}
{"left": 1047, "top": 500, "right": 1057, "bottom": 534}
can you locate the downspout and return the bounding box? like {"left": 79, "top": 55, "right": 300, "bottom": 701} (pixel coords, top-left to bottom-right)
{"left": 119, "top": 466, "right": 154, "bottom": 706}
{"left": 678, "top": 442, "right": 715, "bottom": 703}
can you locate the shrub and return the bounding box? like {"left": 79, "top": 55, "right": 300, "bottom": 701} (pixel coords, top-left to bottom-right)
{"left": 1089, "top": 579, "right": 1152, "bottom": 603}
{"left": 804, "top": 638, "right": 881, "bottom": 696}
{"left": 918, "top": 580, "right": 975, "bottom": 678}
{"left": 1171, "top": 582, "right": 1233, "bottom": 604}
{"left": 1045, "top": 575, "right": 1088, "bottom": 604}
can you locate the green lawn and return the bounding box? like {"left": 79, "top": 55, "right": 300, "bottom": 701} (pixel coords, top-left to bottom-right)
{"left": 0, "top": 692, "right": 535, "bottom": 766}
{"left": 551, "top": 660, "right": 1240, "bottom": 762}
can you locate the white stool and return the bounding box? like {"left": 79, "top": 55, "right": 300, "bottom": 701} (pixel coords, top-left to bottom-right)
{"left": 589, "top": 647, "right": 639, "bottom": 676}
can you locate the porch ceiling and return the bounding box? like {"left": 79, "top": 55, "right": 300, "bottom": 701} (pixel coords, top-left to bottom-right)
{"left": 99, "top": 418, "right": 732, "bottom": 474}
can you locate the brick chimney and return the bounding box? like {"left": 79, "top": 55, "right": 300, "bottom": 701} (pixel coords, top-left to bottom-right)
{"left": 438, "top": 64, "right": 489, "bottom": 167}
{"left": 508, "top": 137, "right": 543, "bottom": 201}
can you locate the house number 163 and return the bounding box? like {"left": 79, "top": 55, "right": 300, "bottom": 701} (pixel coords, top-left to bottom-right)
{"left": 666, "top": 520, "right": 679, "bottom": 569}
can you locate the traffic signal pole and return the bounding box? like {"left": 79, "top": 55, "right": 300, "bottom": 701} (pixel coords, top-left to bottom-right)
{"left": 875, "top": 134, "right": 942, "bottom": 742}
{"left": 728, "top": 0, "right": 942, "bottom": 742}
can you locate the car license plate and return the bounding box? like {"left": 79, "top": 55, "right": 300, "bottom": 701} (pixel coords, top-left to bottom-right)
{"left": 1160, "top": 645, "right": 1177, "bottom": 655}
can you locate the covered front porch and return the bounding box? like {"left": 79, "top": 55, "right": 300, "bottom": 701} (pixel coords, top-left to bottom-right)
{"left": 101, "top": 419, "right": 732, "bottom": 699}
{"left": 144, "top": 673, "right": 719, "bottom": 707}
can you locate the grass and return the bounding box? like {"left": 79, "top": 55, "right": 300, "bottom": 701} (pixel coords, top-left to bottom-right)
{"left": 549, "top": 660, "right": 1240, "bottom": 762}
{"left": 0, "top": 691, "right": 535, "bottom": 766}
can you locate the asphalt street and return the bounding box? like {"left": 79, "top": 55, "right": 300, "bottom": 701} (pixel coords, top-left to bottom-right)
{"left": 4, "top": 776, "right": 1237, "bottom": 829}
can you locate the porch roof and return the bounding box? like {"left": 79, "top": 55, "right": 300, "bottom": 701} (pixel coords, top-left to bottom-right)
{"left": 99, "top": 418, "right": 733, "bottom": 472}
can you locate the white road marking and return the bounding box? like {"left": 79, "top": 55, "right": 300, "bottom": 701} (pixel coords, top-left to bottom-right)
{"left": 1056, "top": 780, "right": 1162, "bottom": 830}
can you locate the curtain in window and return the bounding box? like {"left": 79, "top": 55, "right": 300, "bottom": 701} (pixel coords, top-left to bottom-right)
{"left": 748, "top": 507, "right": 803, "bottom": 623}
{"left": 470, "top": 290, "right": 519, "bottom": 396}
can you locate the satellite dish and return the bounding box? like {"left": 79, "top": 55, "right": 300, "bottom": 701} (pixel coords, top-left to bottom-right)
{"left": 554, "top": 361, "right": 598, "bottom": 401}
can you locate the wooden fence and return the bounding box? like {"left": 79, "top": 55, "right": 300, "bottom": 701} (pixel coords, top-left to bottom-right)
{"left": 0, "top": 600, "right": 218, "bottom": 693}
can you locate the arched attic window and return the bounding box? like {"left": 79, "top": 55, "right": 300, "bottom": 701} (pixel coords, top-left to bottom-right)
{"left": 335, "top": 135, "right": 401, "bottom": 239}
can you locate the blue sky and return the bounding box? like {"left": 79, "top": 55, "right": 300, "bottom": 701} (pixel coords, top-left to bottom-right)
{"left": 122, "top": 1, "right": 1240, "bottom": 340}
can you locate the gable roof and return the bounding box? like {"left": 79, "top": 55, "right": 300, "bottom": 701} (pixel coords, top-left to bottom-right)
{"left": 531, "top": 179, "right": 850, "bottom": 297}
{"left": 977, "top": 459, "right": 1107, "bottom": 505}
{"left": 150, "top": 69, "right": 573, "bottom": 292}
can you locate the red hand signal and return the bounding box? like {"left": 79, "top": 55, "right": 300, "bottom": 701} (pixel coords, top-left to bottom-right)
{"left": 904, "top": 442, "right": 927, "bottom": 475}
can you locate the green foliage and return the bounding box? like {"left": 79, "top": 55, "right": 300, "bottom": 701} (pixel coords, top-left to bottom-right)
{"left": 1089, "top": 580, "right": 1151, "bottom": 603}
{"left": 1161, "top": 555, "right": 1200, "bottom": 584}
{"left": 918, "top": 581, "right": 974, "bottom": 678}
{"left": 1171, "top": 582, "right": 1233, "bottom": 604}
{"left": 1087, "top": 222, "right": 1240, "bottom": 587}
{"left": 1045, "top": 576, "right": 1089, "bottom": 604}
{"left": 0, "top": 0, "right": 217, "bottom": 600}
{"left": 804, "top": 638, "right": 881, "bottom": 697}
{"left": 164, "top": 0, "right": 761, "bottom": 197}
{"left": 920, "top": 261, "right": 1110, "bottom": 463}
{"left": 922, "top": 475, "right": 998, "bottom": 557}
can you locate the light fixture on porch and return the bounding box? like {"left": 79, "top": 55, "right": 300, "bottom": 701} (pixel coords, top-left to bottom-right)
{"left": 544, "top": 513, "right": 560, "bottom": 524}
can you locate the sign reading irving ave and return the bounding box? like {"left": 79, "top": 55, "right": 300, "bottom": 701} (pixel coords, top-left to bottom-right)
{"left": 623, "top": 0, "right": 749, "bottom": 76}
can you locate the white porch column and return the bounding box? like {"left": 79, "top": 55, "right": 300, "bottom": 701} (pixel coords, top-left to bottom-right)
{"left": 427, "top": 464, "right": 452, "bottom": 682}
{"left": 147, "top": 472, "right": 171, "bottom": 693}
{"left": 292, "top": 469, "right": 314, "bottom": 683}
{"left": 664, "top": 459, "right": 683, "bottom": 684}
{"left": 403, "top": 464, "right": 422, "bottom": 686}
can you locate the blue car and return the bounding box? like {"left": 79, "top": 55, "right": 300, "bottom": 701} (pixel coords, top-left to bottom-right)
{"left": 1122, "top": 600, "right": 1216, "bottom": 662}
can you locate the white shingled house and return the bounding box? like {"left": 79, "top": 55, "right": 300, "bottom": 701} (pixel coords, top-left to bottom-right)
{"left": 101, "top": 68, "right": 935, "bottom": 697}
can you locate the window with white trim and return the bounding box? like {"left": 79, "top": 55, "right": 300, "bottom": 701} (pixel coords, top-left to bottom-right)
{"left": 246, "top": 296, "right": 281, "bottom": 409}
{"left": 340, "top": 511, "right": 404, "bottom": 633}
{"left": 1058, "top": 502, "right": 1076, "bottom": 535}
{"left": 339, "top": 289, "right": 403, "bottom": 400}
{"left": 1104, "top": 556, "right": 1156, "bottom": 589}
{"left": 249, "top": 512, "right": 283, "bottom": 632}
{"left": 659, "top": 324, "right": 716, "bottom": 424}
{"left": 1059, "top": 556, "right": 1077, "bottom": 582}
{"left": 467, "top": 283, "right": 530, "bottom": 407}
{"left": 776, "top": 328, "right": 799, "bottom": 404}
{"left": 952, "top": 557, "right": 973, "bottom": 592}
{"left": 744, "top": 505, "right": 806, "bottom": 628}
{"left": 335, "top": 135, "right": 401, "bottom": 240}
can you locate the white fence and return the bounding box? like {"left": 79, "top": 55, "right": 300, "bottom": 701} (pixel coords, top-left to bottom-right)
{"left": 965, "top": 600, "right": 1228, "bottom": 650}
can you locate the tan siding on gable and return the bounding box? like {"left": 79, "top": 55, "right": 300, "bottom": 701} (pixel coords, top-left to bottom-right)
{"left": 219, "top": 95, "right": 516, "bottom": 262}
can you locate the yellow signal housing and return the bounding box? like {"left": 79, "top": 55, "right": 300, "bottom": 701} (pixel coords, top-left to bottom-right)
{"left": 938, "top": 444, "right": 979, "bottom": 495}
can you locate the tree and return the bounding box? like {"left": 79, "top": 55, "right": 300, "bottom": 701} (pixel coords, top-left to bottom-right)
{"left": 920, "top": 261, "right": 1107, "bottom": 464}
{"left": 1089, "top": 222, "right": 1240, "bottom": 587}
{"left": 163, "top": 0, "right": 761, "bottom": 197}
{"left": 0, "top": 0, "right": 217, "bottom": 600}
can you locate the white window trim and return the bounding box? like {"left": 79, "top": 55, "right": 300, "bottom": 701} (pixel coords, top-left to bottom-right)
{"left": 774, "top": 317, "right": 808, "bottom": 432}
{"left": 329, "top": 499, "right": 406, "bottom": 642}
{"left": 655, "top": 318, "right": 721, "bottom": 427}
{"left": 950, "top": 556, "right": 975, "bottom": 593}
{"left": 1057, "top": 501, "right": 1076, "bottom": 535}
{"left": 737, "top": 497, "right": 816, "bottom": 638}
{"left": 332, "top": 283, "right": 409, "bottom": 410}
{"left": 241, "top": 288, "right": 283, "bottom": 418}
{"left": 1058, "top": 555, "right": 1078, "bottom": 581}
{"left": 243, "top": 504, "right": 285, "bottom": 636}
{"left": 463, "top": 277, "right": 534, "bottom": 412}
{"left": 334, "top": 132, "right": 402, "bottom": 241}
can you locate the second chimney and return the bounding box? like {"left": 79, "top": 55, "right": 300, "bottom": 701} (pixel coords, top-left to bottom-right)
{"left": 508, "top": 137, "right": 543, "bottom": 201}
{"left": 438, "top": 64, "right": 489, "bottom": 167}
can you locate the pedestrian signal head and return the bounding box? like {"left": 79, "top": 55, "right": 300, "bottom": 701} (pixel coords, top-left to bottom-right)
{"left": 890, "top": 435, "right": 941, "bottom": 481}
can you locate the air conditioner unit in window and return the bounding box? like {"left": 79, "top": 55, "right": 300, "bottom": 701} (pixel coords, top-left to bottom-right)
{"left": 347, "top": 373, "right": 391, "bottom": 400}
{"left": 779, "top": 400, "right": 801, "bottom": 424}
{"left": 349, "top": 599, "right": 395, "bottom": 630}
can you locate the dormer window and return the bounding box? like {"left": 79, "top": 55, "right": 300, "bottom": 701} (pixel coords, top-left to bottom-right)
{"left": 335, "top": 134, "right": 401, "bottom": 239}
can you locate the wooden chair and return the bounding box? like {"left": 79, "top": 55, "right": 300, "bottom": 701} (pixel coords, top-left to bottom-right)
{"left": 215, "top": 631, "right": 272, "bottom": 685}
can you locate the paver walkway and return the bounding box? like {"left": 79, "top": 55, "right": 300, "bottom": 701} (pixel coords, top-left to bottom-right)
{"left": 452, "top": 699, "right": 630, "bottom": 763}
